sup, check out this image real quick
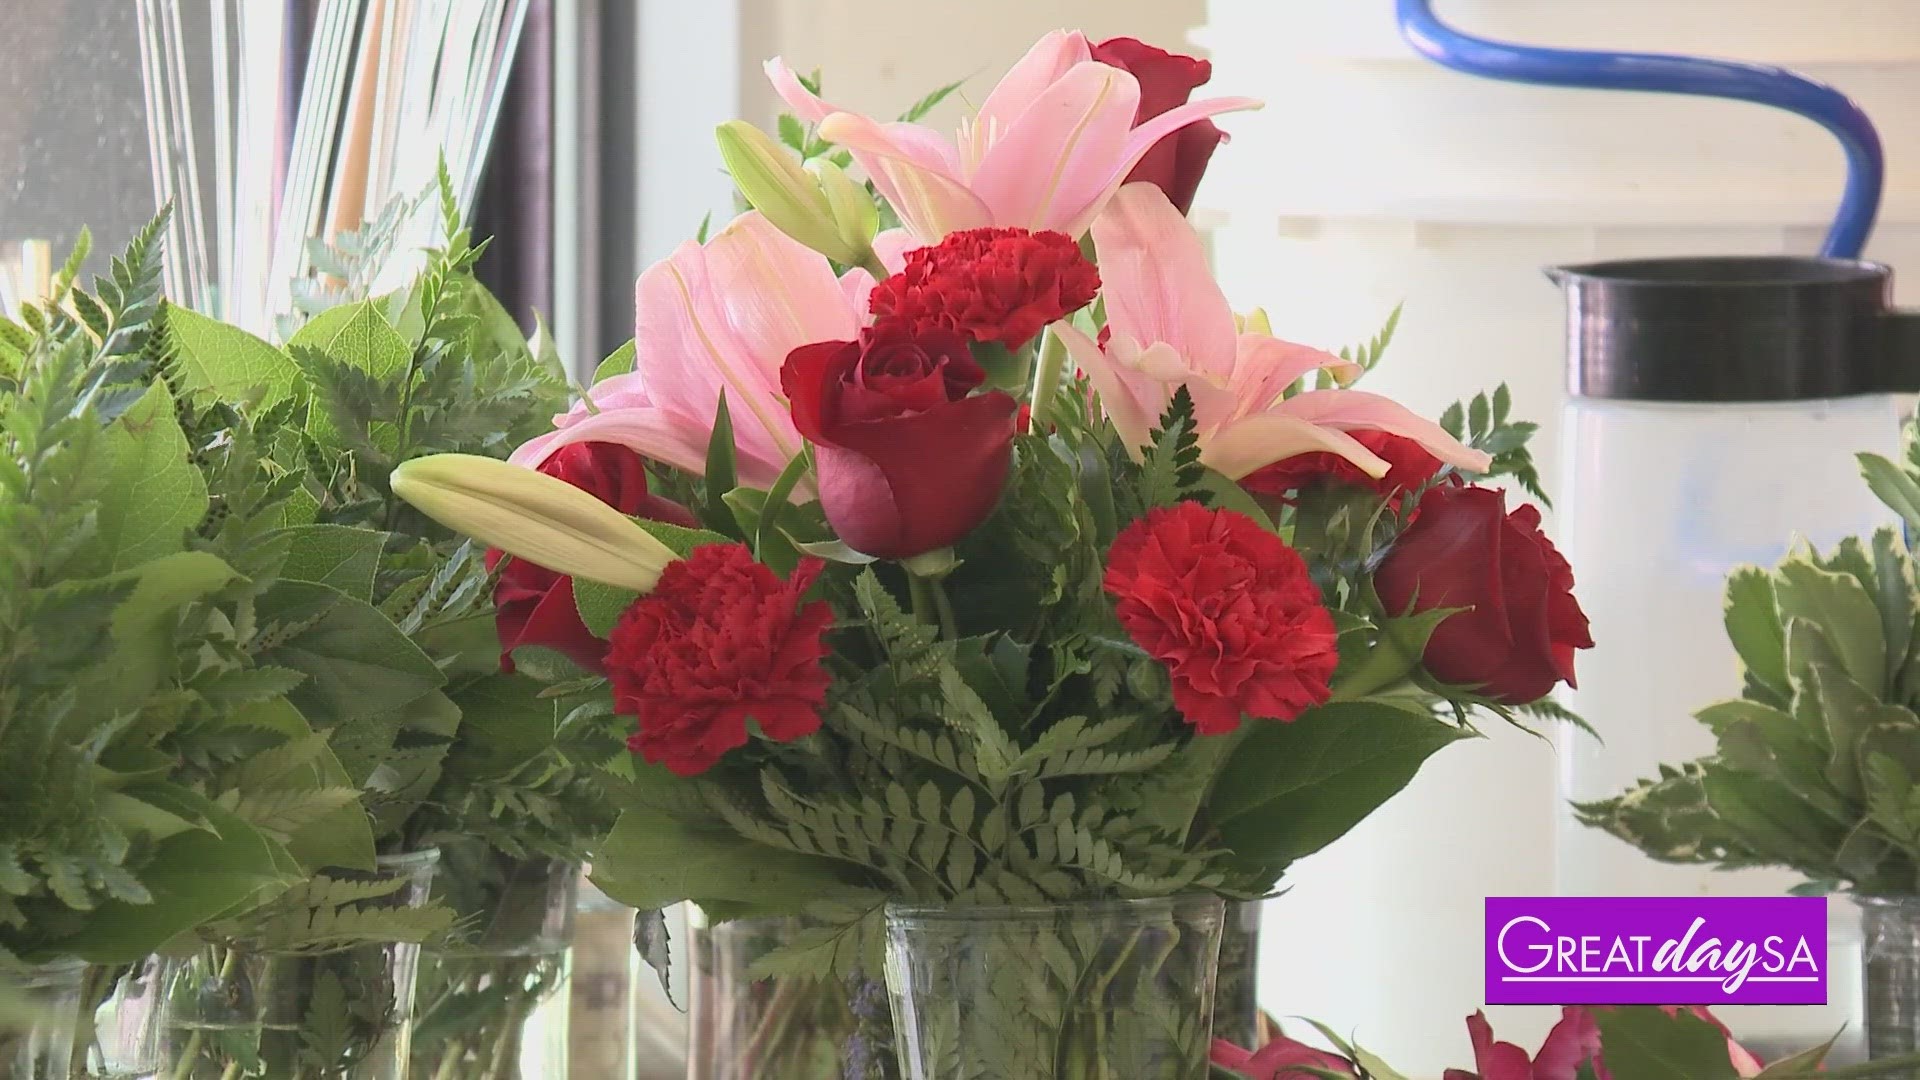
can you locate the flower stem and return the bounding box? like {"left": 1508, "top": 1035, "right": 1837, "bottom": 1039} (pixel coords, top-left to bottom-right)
{"left": 906, "top": 573, "right": 938, "bottom": 630}
{"left": 858, "top": 250, "right": 890, "bottom": 281}
{"left": 169, "top": 948, "right": 238, "bottom": 1080}
{"left": 1027, "top": 328, "right": 1069, "bottom": 432}
{"left": 931, "top": 583, "right": 959, "bottom": 641}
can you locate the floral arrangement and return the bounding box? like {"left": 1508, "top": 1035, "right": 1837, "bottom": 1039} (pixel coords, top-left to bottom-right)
{"left": 391, "top": 27, "right": 1593, "bottom": 1079}
{"left": 0, "top": 173, "right": 632, "bottom": 1078}
{"left": 1579, "top": 417, "right": 1920, "bottom": 895}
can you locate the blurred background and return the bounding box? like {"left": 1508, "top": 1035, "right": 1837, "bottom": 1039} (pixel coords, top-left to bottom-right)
{"left": 5, "top": 1, "right": 1918, "bottom": 1075}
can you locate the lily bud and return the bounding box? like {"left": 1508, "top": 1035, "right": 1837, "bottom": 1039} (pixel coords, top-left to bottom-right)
{"left": 1237, "top": 307, "right": 1273, "bottom": 337}
{"left": 715, "top": 121, "right": 858, "bottom": 264}
{"left": 392, "top": 454, "right": 678, "bottom": 593}
{"left": 810, "top": 158, "right": 878, "bottom": 267}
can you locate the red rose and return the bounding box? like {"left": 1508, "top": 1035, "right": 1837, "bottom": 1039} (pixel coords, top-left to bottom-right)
{"left": 485, "top": 442, "right": 698, "bottom": 674}
{"left": 1212, "top": 1037, "right": 1358, "bottom": 1079}
{"left": 866, "top": 227, "right": 1100, "bottom": 350}
{"left": 606, "top": 545, "right": 834, "bottom": 777}
{"left": 1103, "top": 501, "right": 1339, "bottom": 734}
{"left": 782, "top": 320, "right": 1018, "bottom": 559}
{"left": 1374, "top": 485, "right": 1593, "bottom": 704}
{"left": 1090, "top": 37, "right": 1226, "bottom": 215}
{"left": 1239, "top": 430, "right": 1446, "bottom": 505}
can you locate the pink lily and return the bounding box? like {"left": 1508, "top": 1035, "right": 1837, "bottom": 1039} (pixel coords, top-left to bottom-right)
{"left": 511, "top": 210, "right": 875, "bottom": 493}
{"left": 1054, "top": 183, "right": 1491, "bottom": 482}
{"left": 766, "top": 30, "right": 1260, "bottom": 243}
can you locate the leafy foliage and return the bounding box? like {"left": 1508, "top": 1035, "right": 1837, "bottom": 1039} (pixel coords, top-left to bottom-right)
{"left": 1439, "top": 383, "right": 1548, "bottom": 505}
{"left": 1580, "top": 417, "right": 1920, "bottom": 895}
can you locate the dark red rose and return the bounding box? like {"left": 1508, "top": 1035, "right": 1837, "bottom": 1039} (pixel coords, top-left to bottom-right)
{"left": 606, "top": 545, "right": 833, "bottom": 777}
{"left": 1103, "top": 501, "right": 1339, "bottom": 734}
{"left": 1090, "top": 36, "right": 1225, "bottom": 215}
{"left": 485, "top": 442, "right": 698, "bottom": 674}
{"left": 1239, "top": 430, "right": 1446, "bottom": 505}
{"left": 867, "top": 227, "right": 1100, "bottom": 349}
{"left": 782, "top": 320, "right": 1018, "bottom": 559}
{"left": 1374, "top": 485, "right": 1593, "bottom": 704}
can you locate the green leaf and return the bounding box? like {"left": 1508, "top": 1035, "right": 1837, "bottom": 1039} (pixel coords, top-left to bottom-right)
{"left": 639, "top": 520, "right": 735, "bottom": 559}
{"left": 1593, "top": 1006, "right": 1741, "bottom": 1080}
{"left": 93, "top": 381, "right": 208, "bottom": 570}
{"left": 59, "top": 794, "right": 300, "bottom": 963}
{"left": 1751, "top": 1031, "right": 1840, "bottom": 1077}
{"left": 1193, "top": 467, "right": 1274, "bottom": 532}
{"left": 574, "top": 577, "right": 640, "bottom": 640}
{"left": 167, "top": 305, "right": 302, "bottom": 407}
{"left": 777, "top": 113, "right": 808, "bottom": 152}
{"left": 591, "top": 805, "right": 870, "bottom": 911}
{"left": 701, "top": 391, "right": 740, "bottom": 536}
{"left": 1873, "top": 528, "right": 1916, "bottom": 684}
{"left": 1862, "top": 451, "right": 1920, "bottom": 533}
{"left": 1775, "top": 558, "right": 1888, "bottom": 695}
{"left": 755, "top": 451, "right": 813, "bottom": 571}
{"left": 228, "top": 697, "right": 377, "bottom": 872}
{"left": 104, "top": 550, "right": 241, "bottom": 703}
{"left": 791, "top": 537, "right": 878, "bottom": 564}
{"left": 1725, "top": 566, "right": 1789, "bottom": 696}
{"left": 275, "top": 524, "right": 390, "bottom": 600}
{"left": 290, "top": 299, "right": 413, "bottom": 380}
{"left": 593, "top": 339, "right": 636, "bottom": 383}
{"left": 898, "top": 78, "right": 967, "bottom": 123}
{"left": 1208, "top": 701, "right": 1473, "bottom": 880}
{"left": 252, "top": 580, "right": 446, "bottom": 724}
{"left": 444, "top": 674, "right": 555, "bottom": 775}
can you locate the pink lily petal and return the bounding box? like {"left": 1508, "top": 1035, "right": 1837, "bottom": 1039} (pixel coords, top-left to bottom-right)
{"left": 969, "top": 62, "right": 1142, "bottom": 231}
{"left": 816, "top": 112, "right": 994, "bottom": 240}
{"left": 702, "top": 212, "right": 865, "bottom": 376}
{"left": 870, "top": 228, "right": 919, "bottom": 275}
{"left": 1276, "top": 388, "right": 1492, "bottom": 473}
{"left": 1230, "top": 334, "right": 1361, "bottom": 411}
{"left": 1089, "top": 183, "right": 1237, "bottom": 376}
{"left": 1058, "top": 94, "right": 1264, "bottom": 235}
{"left": 1055, "top": 322, "right": 1155, "bottom": 451}
{"left": 764, "top": 58, "right": 841, "bottom": 123}
{"left": 550, "top": 371, "right": 653, "bottom": 428}
{"left": 509, "top": 403, "right": 726, "bottom": 479}
{"left": 637, "top": 241, "right": 795, "bottom": 466}
{"left": 840, "top": 266, "right": 878, "bottom": 319}
{"left": 974, "top": 30, "right": 1092, "bottom": 147}
{"left": 1204, "top": 413, "right": 1392, "bottom": 480}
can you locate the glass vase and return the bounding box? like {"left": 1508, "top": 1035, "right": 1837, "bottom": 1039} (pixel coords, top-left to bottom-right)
{"left": 75, "top": 957, "right": 171, "bottom": 1079}
{"left": 0, "top": 960, "right": 83, "bottom": 1080}
{"left": 157, "top": 848, "right": 440, "bottom": 1080}
{"left": 1860, "top": 896, "right": 1920, "bottom": 1067}
{"left": 410, "top": 856, "right": 577, "bottom": 1080}
{"left": 688, "top": 909, "right": 892, "bottom": 1080}
{"left": 1213, "top": 900, "right": 1263, "bottom": 1051}
{"left": 884, "top": 894, "right": 1226, "bottom": 1080}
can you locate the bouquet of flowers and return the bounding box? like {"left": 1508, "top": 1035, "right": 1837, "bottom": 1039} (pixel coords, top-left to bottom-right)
{"left": 394, "top": 28, "right": 1594, "bottom": 1080}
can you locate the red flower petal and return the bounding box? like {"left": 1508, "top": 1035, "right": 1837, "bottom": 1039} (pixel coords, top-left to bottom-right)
{"left": 1103, "top": 501, "right": 1338, "bottom": 733}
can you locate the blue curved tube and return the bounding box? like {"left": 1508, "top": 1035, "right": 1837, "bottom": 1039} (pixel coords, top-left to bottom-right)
{"left": 1394, "top": 0, "right": 1885, "bottom": 259}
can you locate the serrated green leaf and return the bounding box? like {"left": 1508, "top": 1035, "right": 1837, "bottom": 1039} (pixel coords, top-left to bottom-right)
{"left": 594, "top": 339, "right": 636, "bottom": 382}
{"left": 290, "top": 299, "right": 412, "bottom": 380}
{"left": 275, "top": 524, "right": 389, "bottom": 600}
{"left": 1593, "top": 1006, "right": 1741, "bottom": 1080}
{"left": 93, "top": 381, "right": 207, "bottom": 570}
{"left": 1776, "top": 559, "right": 1886, "bottom": 695}
{"left": 252, "top": 580, "right": 446, "bottom": 725}
{"left": 167, "top": 305, "right": 302, "bottom": 407}
{"left": 1862, "top": 451, "right": 1920, "bottom": 534}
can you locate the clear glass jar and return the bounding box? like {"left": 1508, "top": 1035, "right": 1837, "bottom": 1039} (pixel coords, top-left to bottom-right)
{"left": 158, "top": 848, "right": 440, "bottom": 1080}
{"left": 687, "top": 910, "right": 886, "bottom": 1080}
{"left": 76, "top": 956, "right": 170, "bottom": 1079}
{"left": 1213, "top": 900, "right": 1263, "bottom": 1050}
{"left": 884, "top": 894, "right": 1226, "bottom": 1080}
{"left": 410, "top": 856, "right": 578, "bottom": 1080}
{"left": 1859, "top": 896, "right": 1920, "bottom": 1063}
{"left": 0, "top": 959, "right": 84, "bottom": 1080}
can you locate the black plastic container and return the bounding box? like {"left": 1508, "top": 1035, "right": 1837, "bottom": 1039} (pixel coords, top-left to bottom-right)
{"left": 1548, "top": 255, "right": 1920, "bottom": 402}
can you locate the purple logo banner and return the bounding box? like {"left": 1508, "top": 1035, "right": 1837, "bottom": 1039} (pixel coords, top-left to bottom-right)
{"left": 1485, "top": 897, "right": 1826, "bottom": 1005}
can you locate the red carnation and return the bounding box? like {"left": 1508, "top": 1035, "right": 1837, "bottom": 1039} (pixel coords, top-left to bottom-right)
{"left": 606, "top": 545, "right": 834, "bottom": 777}
{"left": 1103, "top": 502, "right": 1339, "bottom": 734}
{"left": 868, "top": 227, "right": 1100, "bottom": 349}
{"left": 485, "top": 442, "right": 698, "bottom": 674}
{"left": 1239, "top": 430, "right": 1446, "bottom": 506}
